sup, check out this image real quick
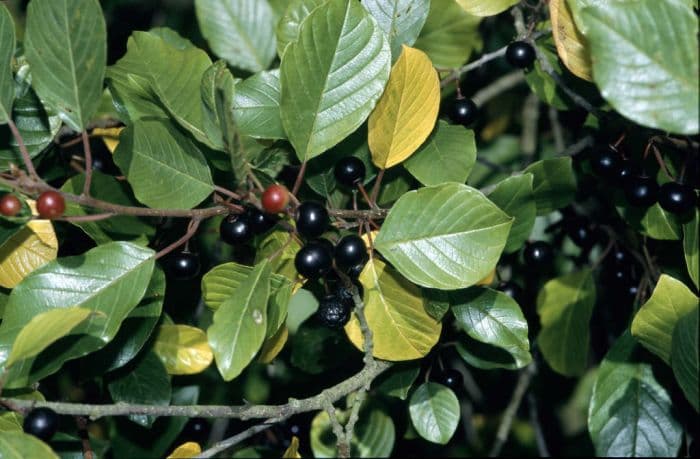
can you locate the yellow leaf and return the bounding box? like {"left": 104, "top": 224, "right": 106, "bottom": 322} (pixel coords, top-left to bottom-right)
{"left": 92, "top": 127, "right": 123, "bottom": 153}
{"left": 550, "top": 0, "right": 593, "bottom": 81}
{"left": 0, "top": 218, "right": 58, "bottom": 289}
{"left": 368, "top": 46, "right": 440, "bottom": 169}
{"left": 345, "top": 259, "right": 441, "bottom": 360}
{"left": 477, "top": 269, "right": 495, "bottom": 286}
{"left": 167, "top": 442, "right": 201, "bottom": 458}
{"left": 282, "top": 436, "right": 302, "bottom": 458}
{"left": 153, "top": 325, "right": 214, "bottom": 375}
{"left": 258, "top": 326, "right": 288, "bottom": 364}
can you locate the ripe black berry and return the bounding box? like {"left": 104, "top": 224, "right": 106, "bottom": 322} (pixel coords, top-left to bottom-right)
{"left": 434, "top": 369, "right": 463, "bottom": 391}
{"left": 611, "top": 248, "right": 630, "bottom": 265}
{"left": 23, "top": 407, "right": 59, "bottom": 441}
{"left": 317, "top": 294, "right": 350, "bottom": 328}
{"left": 347, "top": 263, "right": 365, "bottom": 279}
{"left": 624, "top": 176, "right": 659, "bottom": 207}
{"left": 220, "top": 214, "right": 252, "bottom": 245}
{"left": 294, "top": 241, "right": 332, "bottom": 279}
{"left": 658, "top": 182, "right": 695, "bottom": 215}
{"left": 247, "top": 207, "right": 277, "bottom": 235}
{"left": 90, "top": 141, "right": 120, "bottom": 175}
{"left": 334, "top": 235, "right": 368, "bottom": 270}
{"left": 334, "top": 157, "right": 366, "bottom": 187}
{"left": 498, "top": 281, "right": 523, "bottom": 304}
{"left": 589, "top": 145, "right": 622, "bottom": 180}
{"left": 523, "top": 241, "right": 553, "bottom": 268}
{"left": 335, "top": 284, "right": 363, "bottom": 308}
{"left": 168, "top": 252, "right": 201, "bottom": 280}
{"left": 505, "top": 41, "right": 536, "bottom": 69}
{"left": 564, "top": 217, "right": 596, "bottom": 250}
{"left": 450, "top": 98, "right": 478, "bottom": 126}
{"left": 295, "top": 201, "right": 329, "bottom": 239}
{"left": 616, "top": 159, "right": 638, "bottom": 185}
{"left": 182, "top": 417, "right": 210, "bottom": 443}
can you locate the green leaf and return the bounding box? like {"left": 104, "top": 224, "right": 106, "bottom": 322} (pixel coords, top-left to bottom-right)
{"left": 414, "top": 0, "right": 482, "bottom": 68}
{"left": 255, "top": 230, "right": 302, "bottom": 281}
{"left": 452, "top": 287, "right": 531, "bottom": 369}
{"left": 672, "top": 308, "right": 699, "bottom": 411}
{"left": 291, "top": 322, "right": 357, "bottom": 374}
{"left": 279, "top": 0, "right": 391, "bottom": 161}
{"left": 577, "top": 0, "right": 699, "bottom": 134}
{"left": 6, "top": 307, "right": 93, "bottom": 367}
{"left": 455, "top": 0, "right": 519, "bottom": 16}
{"left": 25, "top": 0, "right": 106, "bottom": 131}
{"left": 0, "top": 431, "right": 59, "bottom": 459}
{"left": 403, "top": 121, "right": 476, "bottom": 186}
{"left": 409, "top": 382, "right": 460, "bottom": 445}
{"left": 195, "top": 0, "right": 277, "bottom": 73}
{"left": 275, "top": 0, "right": 328, "bottom": 57}
{"left": 362, "top": 0, "right": 431, "bottom": 60}
{"left": 588, "top": 332, "right": 682, "bottom": 457}
{"left": 536, "top": 269, "right": 596, "bottom": 376}
{"left": 524, "top": 157, "right": 577, "bottom": 215}
{"left": 311, "top": 408, "right": 395, "bottom": 458}
{"left": 487, "top": 174, "right": 536, "bottom": 253}
{"left": 423, "top": 288, "right": 450, "bottom": 322}
{"left": 631, "top": 274, "right": 698, "bottom": 364}
{"left": 201, "top": 261, "right": 290, "bottom": 311}
{"left": 375, "top": 364, "right": 420, "bottom": 400}
{"left": 617, "top": 202, "right": 682, "bottom": 241}
{"left": 374, "top": 183, "right": 513, "bottom": 290}
{"left": 114, "top": 119, "right": 214, "bottom": 209}
{"left": 108, "top": 351, "right": 171, "bottom": 427}
{"left": 207, "top": 260, "right": 271, "bottom": 381}
{"left": 200, "top": 60, "right": 233, "bottom": 151}
{"left": 233, "top": 69, "right": 285, "bottom": 140}
{"left": 0, "top": 4, "right": 15, "bottom": 124}
{"left": 0, "top": 242, "right": 155, "bottom": 388}
{"left": 683, "top": 208, "right": 698, "bottom": 288}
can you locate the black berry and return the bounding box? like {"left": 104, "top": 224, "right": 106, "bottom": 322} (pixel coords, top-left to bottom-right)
{"left": 334, "top": 157, "right": 366, "bottom": 187}
{"left": 498, "top": 281, "right": 523, "bottom": 304}
{"left": 589, "top": 145, "right": 622, "bottom": 180}
{"left": 317, "top": 294, "right": 350, "bottom": 328}
{"left": 294, "top": 241, "right": 333, "bottom": 280}
{"left": 523, "top": 241, "right": 553, "bottom": 268}
{"left": 449, "top": 98, "right": 478, "bottom": 126}
{"left": 564, "top": 217, "right": 597, "bottom": 250}
{"left": 296, "top": 201, "right": 329, "bottom": 239}
{"left": 247, "top": 207, "right": 277, "bottom": 235}
{"left": 220, "top": 213, "right": 252, "bottom": 245}
{"left": 335, "top": 284, "right": 363, "bottom": 308}
{"left": 182, "top": 417, "right": 210, "bottom": 443}
{"left": 658, "top": 182, "right": 695, "bottom": 215}
{"left": 434, "top": 369, "right": 463, "bottom": 391}
{"left": 611, "top": 248, "right": 631, "bottom": 265}
{"left": 624, "top": 176, "right": 659, "bottom": 207}
{"left": 168, "top": 252, "right": 201, "bottom": 280}
{"left": 334, "top": 235, "right": 368, "bottom": 270}
{"left": 505, "top": 41, "right": 536, "bottom": 69}
{"left": 616, "top": 159, "right": 638, "bottom": 185}
{"left": 347, "top": 263, "right": 365, "bottom": 279}
{"left": 90, "top": 140, "right": 120, "bottom": 175}
{"left": 23, "top": 407, "right": 59, "bottom": 441}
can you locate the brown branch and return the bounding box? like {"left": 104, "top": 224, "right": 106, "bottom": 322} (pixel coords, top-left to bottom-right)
{"left": 81, "top": 131, "right": 93, "bottom": 196}
{"left": 488, "top": 364, "right": 536, "bottom": 457}
{"left": 291, "top": 161, "right": 307, "bottom": 197}
{"left": 6, "top": 119, "right": 39, "bottom": 180}
{"left": 369, "top": 168, "right": 385, "bottom": 205}
{"left": 196, "top": 418, "right": 281, "bottom": 459}
{"left": 471, "top": 71, "right": 526, "bottom": 107}
{"left": 155, "top": 218, "right": 201, "bottom": 260}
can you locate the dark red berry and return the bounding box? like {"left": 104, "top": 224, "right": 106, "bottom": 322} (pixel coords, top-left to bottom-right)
{"left": 23, "top": 407, "right": 59, "bottom": 441}
{"left": 658, "top": 182, "right": 695, "bottom": 215}
{"left": 261, "top": 184, "right": 290, "bottom": 214}
{"left": 36, "top": 191, "right": 66, "bottom": 219}
{"left": 220, "top": 214, "right": 252, "bottom": 245}
{"left": 505, "top": 41, "right": 536, "bottom": 69}
{"left": 294, "top": 241, "right": 333, "bottom": 279}
{"left": 624, "top": 176, "right": 659, "bottom": 207}
{"left": 450, "top": 98, "right": 478, "bottom": 126}
{"left": 334, "top": 157, "right": 366, "bottom": 187}
{"left": 0, "top": 194, "right": 22, "bottom": 217}
{"left": 295, "top": 201, "right": 329, "bottom": 239}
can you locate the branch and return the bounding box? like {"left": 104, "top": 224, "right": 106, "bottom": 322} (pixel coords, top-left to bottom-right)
{"left": 196, "top": 418, "right": 280, "bottom": 459}
{"left": 6, "top": 119, "right": 40, "bottom": 180}
{"left": 471, "top": 71, "right": 526, "bottom": 107}
{"left": 488, "top": 364, "right": 536, "bottom": 457}
{"left": 81, "top": 131, "right": 93, "bottom": 196}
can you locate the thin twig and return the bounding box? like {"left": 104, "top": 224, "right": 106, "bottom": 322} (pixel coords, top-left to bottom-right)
{"left": 155, "top": 218, "right": 201, "bottom": 260}
{"left": 548, "top": 106, "right": 565, "bottom": 153}
{"left": 196, "top": 418, "right": 280, "bottom": 459}
{"left": 323, "top": 398, "right": 350, "bottom": 458}
{"left": 6, "top": 119, "right": 39, "bottom": 180}
{"left": 55, "top": 213, "right": 117, "bottom": 223}
{"left": 291, "top": 161, "right": 307, "bottom": 197}
{"left": 471, "top": 71, "right": 526, "bottom": 107}
{"left": 527, "top": 392, "right": 550, "bottom": 457}
{"left": 369, "top": 168, "right": 385, "bottom": 206}
{"left": 81, "top": 131, "right": 93, "bottom": 196}
{"left": 214, "top": 185, "right": 241, "bottom": 201}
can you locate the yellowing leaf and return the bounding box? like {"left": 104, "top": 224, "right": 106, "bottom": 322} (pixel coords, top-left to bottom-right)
{"left": 345, "top": 258, "right": 441, "bottom": 360}
{"left": 258, "top": 325, "right": 288, "bottom": 364}
{"left": 550, "top": 0, "right": 593, "bottom": 81}
{"left": 153, "top": 324, "right": 214, "bottom": 375}
{"left": 0, "top": 218, "right": 58, "bottom": 289}
{"left": 477, "top": 269, "right": 495, "bottom": 286}
{"left": 456, "top": 0, "right": 519, "bottom": 17}
{"left": 167, "top": 442, "right": 201, "bottom": 458}
{"left": 368, "top": 46, "right": 440, "bottom": 169}
{"left": 93, "top": 127, "right": 123, "bottom": 153}
{"left": 283, "top": 436, "right": 302, "bottom": 458}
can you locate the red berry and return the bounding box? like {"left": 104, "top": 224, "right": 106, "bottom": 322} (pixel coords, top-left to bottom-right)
{"left": 261, "top": 184, "right": 290, "bottom": 214}
{"left": 0, "top": 194, "right": 22, "bottom": 217}
{"left": 36, "top": 191, "right": 66, "bottom": 219}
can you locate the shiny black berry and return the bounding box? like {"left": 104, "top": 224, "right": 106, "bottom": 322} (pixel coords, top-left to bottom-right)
{"left": 334, "top": 157, "right": 366, "bottom": 187}
{"left": 294, "top": 241, "right": 333, "bottom": 279}
{"left": 168, "top": 252, "right": 201, "bottom": 280}
{"left": 505, "top": 41, "right": 536, "bottom": 69}
{"left": 220, "top": 213, "right": 253, "bottom": 245}
{"left": 616, "top": 159, "right": 638, "bottom": 185}
{"left": 296, "top": 201, "right": 329, "bottom": 239}
{"left": 347, "top": 263, "right": 365, "bottom": 279}
{"left": 624, "top": 176, "right": 659, "bottom": 207}
{"left": 434, "top": 369, "right": 463, "bottom": 391}
{"left": 564, "top": 217, "right": 596, "bottom": 250}
{"left": 589, "top": 145, "right": 622, "bottom": 180}
{"left": 334, "top": 235, "right": 368, "bottom": 270}
{"left": 658, "top": 182, "right": 695, "bottom": 215}
{"left": 450, "top": 98, "right": 478, "bottom": 126}
{"left": 498, "top": 281, "right": 524, "bottom": 304}
{"left": 182, "top": 417, "right": 210, "bottom": 443}
{"left": 90, "top": 140, "right": 120, "bottom": 175}
{"left": 611, "top": 248, "right": 630, "bottom": 265}
{"left": 317, "top": 294, "right": 350, "bottom": 328}
{"left": 23, "top": 407, "right": 59, "bottom": 441}
{"left": 523, "top": 241, "right": 553, "bottom": 268}
{"left": 247, "top": 207, "right": 277, "bottom": 235}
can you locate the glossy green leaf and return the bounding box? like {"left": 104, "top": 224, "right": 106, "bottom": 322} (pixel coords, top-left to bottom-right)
{"left": 362, "top": 0, "right": 430, "bottom": 60}
{"left": 311, "top": 408, "right": 395, "bottom": 458}
{"left": 577, "top": 0, "right": 698, "bottom": 134}
{"left": 672, "top": 308, "right": 699, "bottom": 411}
{"left": 108, "top": 351, "right": 171, "bottom": 427}
{"left": 631, "top": 274, "right": 698, "bottom": 364}
{"left": 195, "top": 0, "right": 277, "bottom": 73}
{"left": 537, "top": 269, "right": 595, "bottom": 376}
{"left": 0, "top": 431, "right": 59, "bottom": 459}
{"left": 0, "top": 242, "right": 155, "bottom": 388}
{"left": 588, "top": 332, "right": 682, "bottom": 457}
{"left": 403, "top": 121, "right": 476, "bottom": 186}
{"left": 409, "top": 382, "right": 460, "bottom": 445}
{"left": 414, "top": 0, "right": 482, "bottom": 68}
{"left": 25, "top": 0, "right": 106, "bottom": 131}
{"left": 233, "top": 69, "right": 285, "bottom": 140}
{"left": 374, "top": 183, "right": 512, "bottom": 290}
{"left": 452, "top": 287, "right": 531, "bottom": 369}
{"left": 200, "top": 60, "right": 233, "bottom": 151}
{"left": 375, "top": 364, "right": 420, "bottom": 400}
{"left": 524, "top": 157, "right": 577, "bottom": 215}
{"left": 455, "top": 0, "right": 519, "bottom": 17}
{"left": 423, "top": 288, "right": 450, "bottom": 322}
{"left": 683, "top": 208, "right": 698, "bottom": 288}
{"left": 114, "top": 119, "right": 214, "bottom": 209}
{"left": 617, "top": 202, "right": 682, "bottom": 241}
{"left": 0, "top": 5, "right": 15, "bottom": 124}
{"left": 275, "top": 0, "right": 328, "bottom": 57}
{"left": 207, "top": 260, "right": 271, "bottom": 381}
{"left": 0, "top": 412, "right": 21, "bottom": 432}
{"left": 487, "top": 174, "right": 536, "bottom": 253}
{"left": 279, "top": 0, "right": 391, "bottom": 161}
{"left": 255, "top": 230, "right": 302, "bottom": 281}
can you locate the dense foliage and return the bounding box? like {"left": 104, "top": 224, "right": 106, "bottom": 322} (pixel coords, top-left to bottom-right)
{"left": 0, "top": 0, "right": 698, "bottom": 458}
